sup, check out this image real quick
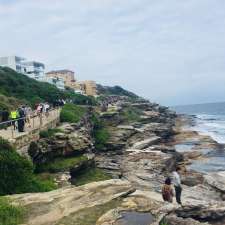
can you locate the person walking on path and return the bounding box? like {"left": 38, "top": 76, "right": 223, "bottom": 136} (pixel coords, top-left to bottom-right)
{"left": 24, "top": 105, "right": 32, "bottom": 128}
{"left": 162, "top": 177, "right": 174, "bottom": 203}
{"left": 1, "top": 108, "right": 9, "bottom": 129}
{"left": 17, "top": 107, "right": 25, "bottom": 132}
{"left": 172, "top": 167, "right": 182, "bottom": 205}
{"left": 10, "top": 109, "right": 18, "bottom": 130}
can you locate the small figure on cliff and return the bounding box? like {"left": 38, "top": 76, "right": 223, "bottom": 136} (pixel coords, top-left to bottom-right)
{"left": 162, "top": 177, "right": 174, "bottom": 203}
{"left": 172, "top": 167, "right": 182, "bottom": 205}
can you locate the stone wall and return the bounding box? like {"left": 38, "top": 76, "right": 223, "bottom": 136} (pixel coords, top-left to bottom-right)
{"left": 11, "top": 117, "right": 60, "bottom": 156}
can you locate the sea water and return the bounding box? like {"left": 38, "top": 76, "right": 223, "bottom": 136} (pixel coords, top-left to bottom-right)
{"left": 172, "top": 102, "right": 225, "bottom": 173}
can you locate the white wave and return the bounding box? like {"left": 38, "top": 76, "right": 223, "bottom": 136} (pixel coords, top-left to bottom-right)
{"left": 191, "top": 114, "right": 225, "bottom": 144}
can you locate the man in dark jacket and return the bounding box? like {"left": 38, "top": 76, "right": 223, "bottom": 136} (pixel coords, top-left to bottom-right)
{"left": 1, "top": 108, "right": 9, "bottom": 129}
{"left": 18, "top": 107, "right": 25, "bottom": 132}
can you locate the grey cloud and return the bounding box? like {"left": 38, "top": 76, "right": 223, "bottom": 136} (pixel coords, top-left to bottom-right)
{"left": 1, "top": 0, "right": 225, "bottom": 105}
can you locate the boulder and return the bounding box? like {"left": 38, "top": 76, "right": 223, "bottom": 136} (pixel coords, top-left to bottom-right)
{"left": 204, "top": 172, "right": 225, "bottom": 194}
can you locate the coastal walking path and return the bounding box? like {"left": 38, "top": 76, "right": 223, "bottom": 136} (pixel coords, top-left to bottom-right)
{"left": 0, "top": 108, "right": 61, "bottom": 141}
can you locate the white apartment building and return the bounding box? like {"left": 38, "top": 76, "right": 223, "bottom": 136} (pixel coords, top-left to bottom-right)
{"left": 44, "top": 77, "right": 65, "bottom": 90}
{"left": 0, "top": 56, "right": 45, "bottom": 81}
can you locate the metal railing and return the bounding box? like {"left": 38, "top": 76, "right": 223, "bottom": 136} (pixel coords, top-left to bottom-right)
{"left": 0, "top": 108, "right": 61, "bottom": 139}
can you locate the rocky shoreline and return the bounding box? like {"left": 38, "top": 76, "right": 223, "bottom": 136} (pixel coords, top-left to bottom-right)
{"left": 10, "top": 97, "right": 225, "bottom": 225}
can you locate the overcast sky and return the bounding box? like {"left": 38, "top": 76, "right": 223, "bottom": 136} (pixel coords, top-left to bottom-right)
{"left": 0, "top": 0, "right": 225, "bottom": 106}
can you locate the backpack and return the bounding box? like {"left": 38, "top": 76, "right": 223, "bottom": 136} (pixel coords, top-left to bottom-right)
{"left": 162, "top": 185, "right": 172, "bottom": 202}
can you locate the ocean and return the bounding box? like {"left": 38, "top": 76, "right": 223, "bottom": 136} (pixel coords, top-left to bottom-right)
{"left": 173, "top": 102, "right": 225, "bottom": 144}
{"left": 172, "top": 102, "right": 225, "bottom": 173}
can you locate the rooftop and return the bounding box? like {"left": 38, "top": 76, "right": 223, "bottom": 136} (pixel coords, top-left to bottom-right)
{"left": 46, "top": 69, "right": 74, "bottom": 74}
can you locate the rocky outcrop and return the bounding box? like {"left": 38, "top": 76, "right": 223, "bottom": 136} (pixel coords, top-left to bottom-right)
{"left": 162, "top": 215, "right": 210, "bottom": 225}
{"left": 11, "top": 179, "right": 134, "bottom": 225}
{"left": 29, "top": 122, "right": 94, "bottom": 164}
{"left": 10, "top": 96, "right": 225, "bottom": 225}
{"left": 204, "top": 172, "right": 225, "bottom": 199}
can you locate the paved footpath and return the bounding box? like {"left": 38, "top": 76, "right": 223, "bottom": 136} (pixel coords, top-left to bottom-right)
{"left": 0, "top": 109, "right": 60, "bottom": 140}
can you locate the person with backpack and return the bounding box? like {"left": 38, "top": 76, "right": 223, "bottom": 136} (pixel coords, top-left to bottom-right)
{"left": 172, "top": 167, "right": 183, "bottom": 205}
{"left": 162, "top": 177, "right": 174, "bottom": 203}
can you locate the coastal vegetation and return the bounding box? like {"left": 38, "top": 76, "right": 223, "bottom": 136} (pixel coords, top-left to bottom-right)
{"left": 72, "top": 168, "right": 112, "bottom": 186}
{"left": 0, "top": 67, "right": 95, "bottom": 110}
{"left": 91, "top": 113, "right": 110, "bottom": 151}
{"left": 60, "top": 103, "right": 87, "bottom": 123}
{"left": 97, "top": 84, "right": 138, "bottom": 99}
{"left": 39, "top": 128, "right": 63, "bottom": 139}
{"left": 35, "top": 155, "right": 88, "bottom": 173}
{"left": 121, "top": 106, "right": 142, "bottom": 123}
{"left": 0, "top": 197, "right": 25, "bottom": 225}
{"left": 0, "top": 138, "right": 56, "bottom": 195}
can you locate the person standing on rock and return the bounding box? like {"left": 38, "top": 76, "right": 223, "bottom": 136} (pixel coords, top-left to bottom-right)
{"left": 162, "top": 177, "right": 174, "bottom": 203}
{"left": 172, "top": 167, "right": 182, "bottom": 205}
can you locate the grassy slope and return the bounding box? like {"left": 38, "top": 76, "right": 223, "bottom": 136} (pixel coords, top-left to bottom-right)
{"left": 97, "top": 84, "right": 138, "bottom": 98}
{"left": 0, "top": 67, "right": 96, "bottom": 110}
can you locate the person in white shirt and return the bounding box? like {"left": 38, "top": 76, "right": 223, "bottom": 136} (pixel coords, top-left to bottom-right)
{"left": 172, "top": 167, "right": 182, "bottom": 205}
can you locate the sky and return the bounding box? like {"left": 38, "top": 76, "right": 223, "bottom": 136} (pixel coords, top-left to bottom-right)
{"left": 0, "top": 0, "right": 225, "bottom": 106}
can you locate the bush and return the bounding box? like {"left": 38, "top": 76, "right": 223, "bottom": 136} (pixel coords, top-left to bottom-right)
{"left": 35, "top": 155, "right": 88, "bottom": 173}
{"left": 121, "top": 106, "right": 142, "bottom": 123}
{"left": 28, "top": 175, "right": 57, "bottom": 192}
{"left": 0, "top": 197, "right": 25, "bottom": 225}
{"left": 39, "top": 128, "right": 62, "bottom": 139}
{"left": 93, "top": 128, "right": 110, "bottom": 151}
{"left": 60, "top": 103, "right": 86, "bottom": 123}
{"left": 72, "top": 168, "right": 112, "bottom": 186}
{"left": 91, "top": 113, "right": 110, "bottom": 151}
{"left": 0, "top": 138, "right": 56, "bottom": 195}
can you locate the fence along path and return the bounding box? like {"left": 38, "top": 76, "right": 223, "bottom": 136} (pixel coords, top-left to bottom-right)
{"left": 0, "top": 108, "right": 61, "bottom": 140}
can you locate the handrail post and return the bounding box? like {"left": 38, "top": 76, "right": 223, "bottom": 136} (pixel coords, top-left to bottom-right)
{"left": 33, "top": 116, "right": 35, "bottom": 128}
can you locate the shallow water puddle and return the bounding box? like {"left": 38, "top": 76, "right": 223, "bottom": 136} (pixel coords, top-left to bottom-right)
{"left": 175, "top": 143, "right": 194, "bottom": 152}
{"left": 116, "top": 211, "right": 155, "bottom": 225}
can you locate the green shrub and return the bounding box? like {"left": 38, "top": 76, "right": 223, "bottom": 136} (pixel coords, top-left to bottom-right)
{"left": 0, "top": 197, "right": 25, "bottom": 225}
{"left": 72, "top": 168, "right": 112, "bottom": 186}
{"left": 93, "top": 128, "right": 110, "bottom": 151}
{"left": 29, "top": 174, "right": 57, "bottom": 192}
{"left": 39, "top": 128, "right": 62, "bottom": 139}
{"left": 121, "top": 106, "right": 142, "bottom": 123}
{"left": 60, "top": 103, "right": 86, "bottom": 123}
{"left": 0, "top": 138, "right": 34, "bottom": 195}
{"left": 0, "top": 138, "right": 56, "bottom": 195}
{"left": 35, "top": 155, "right": 88, "bottom": 173}
{"left": 97, "top": 85, "right": 138, "bottom": 98}
{"left": 91, "top": 112, "right": 110, "bottom": 151}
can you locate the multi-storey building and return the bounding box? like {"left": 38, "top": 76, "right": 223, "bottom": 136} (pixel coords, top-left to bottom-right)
{"left": 23, "top": 61, "right": 45, "bottom": 81}
{"left": 46, "top": 70, "right": 76, "bottom": 88}
{"left": 0, "top": 56, "right": 26, "bottom": 73}
{"left": 83, "top": 80, "right": 97, "bottom": 96}
{"left": 44, "top": 77, "right": 65, "bottom": 90}
{"left": 0, "top": 56, "right": 45, "bottom": 81}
